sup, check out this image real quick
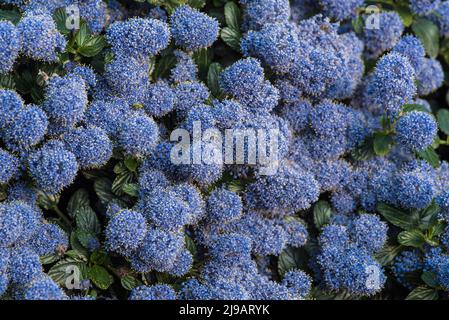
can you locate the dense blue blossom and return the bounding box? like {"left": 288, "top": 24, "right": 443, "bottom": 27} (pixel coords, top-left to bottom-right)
{"left": 22, "top": 276, "right": 66, "bottom": 300}
{"left": 28, "top": 223, "right": 68, "bottom": 256}
{"left": 364, "top": 53, "right": 416, "bottom": 118}
{"left": 417, "top": 58, "right": 444, "bottom": 96}
{"left": 27, "top": 141, "right": 79, "bottom": 194}
{"left": 240, "top": 0, "right": 290, "bottom": 31}
{"left": 170, "top": 183, "right": 205, "bottom": 224}
{"left": 168, "top": 249, "right": 193, "bottom": 277}
{"left": 129, "top": 285, "right": 176, "bottom": 300}
{"left": 43, "top": 74, "right": 88, "bottom": 131}
{"left": 424, "top": 248, "right": 449, "bottom": 291}
{"left": 280, "top": 100, "right": 312, "bottom": 133}
{"left": 392, "top": 36, "right": 426, "bottom": 71}
{"left": 280, "top": 217, "right": 308, "bottom": 248}
{"left": 319, "top": 0, "right": 363, "bottom": 20}
{"left": 220, "top": 58, "right": 265, "bottom": 99}
{"left": 362, "top": 12, "right": 404, "bottom": 59}
{"left": 282, "top": 270, "right": 311, "bottom": 300}
{"left": 63, "top": 126, "right": 112, "bottom": 168}
{"left": 0, "top": 149, "right": 19, "bottom": 184}
{"left": 178, "top": 279, "right": 214, "bottom": 300}
{"left": 395, "top": 111, "right": 437, "bottom": 152}
{"left": 392, "top": 250, "right": 423, "bottom": 289}
{"left": 174, "top": 81, "right": 210, "bottom": 116}
{"left": 410, "top": 0, "right": 441, "bottom": 15}
{"left": 429, "top": 2, "right": 449, "bottom": 36}
{"left": 0, "top": 89, "right": 23, "bottom": 128}
{"left": 118, "top": 114, "right": 159, "bottom": 157}
{"left": 170, "top": 5, "right": 219, "bottom": 51}
{"left": 0, "top": 21, "right": 21, "bottom": 74}
{"left": 350, "top": 214, "right": 388, "bottom": 253}
{"left": 66, "top": 64, "right": 97, "bottom": 89}
{"left": 9, "top": 247, "right": 42, "bottom": 287}
{"left": 135, "top": 228, "right": 183, "bottom": 272}
{"left": 170, "top": 50, "right": 198, "bottom": 84}
{"left": 106, "top": 18, "right": 170, "bottom": 57}
{"left": 17, "top": 10, "right": 66, "bottom": 62}
{"left": 3, "top": 105, "right": 48, "bottom": 151}
{"left": 143, "top": 81, "right": 175, "bottom": 117}
{"left": 105, "top": 210, "right": 147, "bottom": 256}
{"left": 206, "top": 189, "right": 242, "bottom": 224}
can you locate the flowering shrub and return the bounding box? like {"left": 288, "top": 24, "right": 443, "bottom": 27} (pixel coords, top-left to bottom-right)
{"left": 1, "top": 0, "right": 449, "bottom": 301}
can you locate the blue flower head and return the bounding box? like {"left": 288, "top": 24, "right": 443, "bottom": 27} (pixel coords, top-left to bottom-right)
{"left": 84, "top": 99, "right": 132, "bottom": 138}
{"left": 17, "top": 9, "right": 66, "bottom": 62}
{"left": 27, "top": 141, "right": 79, "bottom": 194}
{"left": 0, "top": 149, "right": 19, "bottom": 184}
{"left": 362, "top": 12, "right": 404, "bottom": 59}
{"left": 0, "top": 21, "right": 21, "bottom": 74}
{"left": 280, "top": 217, "right": 308, "bottom": 248}
{"left": 417, "top": 58, "right": 444, "bottom": 96}
{"left": 364, "top": 53, "right": 416, "bottom": 118}
{"left": 9, "top": 247, "right": 43, "bottom": 287}
{"left": 280, "top": 100, "right": 312, "bottom": 133}
{"left": 105, "top": 209, "right": 148, "bottom": 256}
{"left": 63, "top": 126, "right": 112, "bottom": 169}
{"left": 208, "top": 234, "right": 252, "bottom": 265}
{"left": 392, "top": 35, "right": 426, "bottom": 71}
{"left": 282, "top": 270, "right": 311, "bottom": 300}
{"left": 138, "top": 167, "right": 169, "bottom": 198}
{"left": 429, "top": 2, "right": 449, "bottom": 36}
{"left": 43, "top": 74, "right": 88, "bottom": 129}
{"left": 206, "top": 188, "right": 243, "bottom": 224}
{"left": 143, "top": 81, "right": 175, "bottom": 117}
{"left": 395, "top": 111, "right": 437, "bottom": 152}
{"left": 23, "top": 276, "right": 66, "bottom": 300}
{"left": 220, "top": 58, "right": 265, "bottom": 99}
{"left": 241, "top": 23, "right": 300, "bottom": 74}
{"left": 170, "top": 50, "right": 198, "bottom": 84}
{"left": 318, "top": 0, "right": 363, "bottom": 20}
{"left": 149, "top": 6, "right": 168, "bottom": 22}
{"left": 135, "top": 228, "right": 184, "bottom": 272}
{"left": 7, "top": 182, "right": 38, "bottom": 209}
{"left": 392, "top": 250, "right": 423, "bottom": 289}
{"left": 350, "top": 214, "right": 388, "bottom": 253}
{"left": 178, "top": 279, "right": 214, "bottom": 300}
{"left": 66, "top": 64, "right": 97, "bottom": 89}
{"left": 139, "top": 188, "right": 190, "bottom": 231}
{"left": 424, "top": 247, "right": 449, "bottom": 291}
{"left": 106, "top": 18, "right": 170, "bottom": 57}
{"left": 320, "top": 224, "right": 350, "bottom": 248}
{"left": 170, "top": 5, "right": 219, "bottom": 51}
{"left": 129, "top": 285, "right": 176, "bottom": 300}
{"left": 4, "top": 105, "right": 48, "bottom": 152}
{"left": 174, "top": 81, "right": 210, "bottom": 116}
{"left": 240, "top": 0, "right": 290, "bottom": 31}
{"left": 170, "top": 183, "right": 205, "bottom": 224}
{"left": 410, "top": 0, "right": 441, "bottom": 15}
{"left": 28, "top": 223, "right": 68, "bottom": 256}
{"left": 0, "top": 89, "right": 24, "bottom": 128}
{"left": 77, "top": 0, "right": 108, "bottom": 34}
{"left": 118, "top": 114, "right": 159, "bottom": 158}
{"left": 331, "top": 191, "right": 356, "bottom": 214}
{"left": 168, "top": 249, "right": 193, "bottom": 277}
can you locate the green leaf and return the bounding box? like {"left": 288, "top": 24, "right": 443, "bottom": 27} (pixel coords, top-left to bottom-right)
{"left": 112, "top": 171, "right": 134, "bottom": 196}
{"left": 405, "top": 286, "right": 438, "bottom": 300}
{"left": 94, "top": 177, "right": 115, "bottom": 204}
{"left": 0, "top": 8, "right": 21, "bottom": 24}
{"left": 417, "top": 146, "right": 440, "bottom": 168}
{"left": 221, "top": 27, "right": 241, "bottom": 52}
{"left": 352, "top": 16, "right": 364, "bottom": 34}
{"left": 417, "top": 201, "right": 440, "bottom": 231}
{"left": 398, "top": 230, "right": 427, "bottom": 248}
{"left": 193, "top": 48, "right": 212, "bottom": 79}
{"left": 374, "top": 245, "right": 403, "bottom": 266}
{"left": 0, "top": 74, "right": 15, "bottom": 90}
{"left": 421, "top": 271, "right": 438, "bottom": 288}
{"left": 70, "top": 232, "right": 89, "bottom": 258}
{"left": 40, "top": 254, "right": 61, "bottom": 265}
{"left": 122, "top": 183, "right": 139, "bottom": 197}
{"left": 78, "top": 36, "right": 107, "bottom": 57}
{"left": 188, "top": 0, "right": 206, "bottom": 9}
{"left": 121, "top": 275, "right": 141, "bottom": 291}
{"left": 207, "top": 62, "right": 223, "bottom": 97}
{"left": 75, "top": 23, "right": 89, "bottom": 47}
{"left": 48, "top": 257, "right": 88, "bottom": 286}
{"left": 87, "top": 265, "right": 114, "bottom": 290}
{"left": 278, "top": 246, "right": 308, "bottom": 277}
{"left": 377, "top": 202, "right": 414, "bottom": 230}
{"left": 53, "top": 8, "right": 70, "bottom": 35}
{"left": 402, "top": 104, "right": 430, "bottom": 113}
{"left": 75, "top": 206, "right": 101, "bottom": 234}
{"left": 373, "top": 132, "right": 394, "bottom": 156}
{"left": 67, "top": 189, "right": 90, "bottom": 218}
{"left": 437, "top": 109, "right": 449, "bottom": 135}
{"left": 313, "top": 200, "right": 332, "bottom": 229}
{"left": 124, "top": 157, "right": 139, "bottom": 172}
{"left": 90, "top": 250, "right": 110, "bottom": 266}
{"left": 185, "top": 235, "right": 197, "bottom": 258}
{"left": 75, "top": 229, "right": 99, "bottom": 249}
{"left": 412, "top": 18, "right": 440, "bottom": 59}
{"left": 396, "top": 3, "right": 414, "bottom": 27}
{"left": 351, "top": 137, "right": 376, "bottom": 161}
{"left": 224, "top": 1, "right": 241, "bottom": 31}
